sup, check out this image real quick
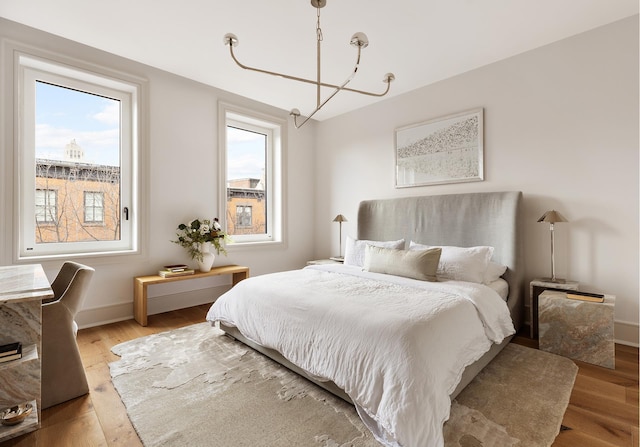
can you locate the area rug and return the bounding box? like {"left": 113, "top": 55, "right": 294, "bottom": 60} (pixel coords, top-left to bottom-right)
{"left": 109, "top": 322, "right": 577, "bottom": 447}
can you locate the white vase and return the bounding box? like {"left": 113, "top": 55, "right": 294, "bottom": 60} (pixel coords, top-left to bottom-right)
{"left": 197, "top": 241, "right": 215, "bottom": 272}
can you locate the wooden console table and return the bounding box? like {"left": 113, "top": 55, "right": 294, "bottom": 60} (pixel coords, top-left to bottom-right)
{"left": 133, "top": 264, "right": 249, "bottom": 326}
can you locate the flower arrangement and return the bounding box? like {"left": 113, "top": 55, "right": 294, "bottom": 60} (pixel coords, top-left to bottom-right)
{"left": 172, "top": 218, "right": 229, "bottom": 261}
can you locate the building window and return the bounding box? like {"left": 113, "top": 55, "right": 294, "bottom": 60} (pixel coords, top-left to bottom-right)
{"left": 236, "top": 205, "right": 253, "bottom": 228}
{"left": 16, "top": 51, "right": 142, "bottom": 258}
{"left": 35, "top": 189, "right": 57, "bottom": 224}
{"left": 84, "top": 192, "right": 105, "bottom": 223}
{"left": 220, "top": 104, "right": 284, "bottom": 244}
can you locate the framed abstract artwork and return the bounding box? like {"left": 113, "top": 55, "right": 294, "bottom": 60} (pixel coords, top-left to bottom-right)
{"left": 395, "top": 108, "right": 484, "bottom": 187}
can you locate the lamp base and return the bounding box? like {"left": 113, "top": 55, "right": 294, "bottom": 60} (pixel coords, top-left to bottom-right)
{"left": 539, "top": 277, "right": 566, "bottom": 284}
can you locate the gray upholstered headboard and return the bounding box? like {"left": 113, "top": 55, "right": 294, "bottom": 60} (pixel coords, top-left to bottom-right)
{"left": 357, "top": 191, "right": 523, "bottom": 331}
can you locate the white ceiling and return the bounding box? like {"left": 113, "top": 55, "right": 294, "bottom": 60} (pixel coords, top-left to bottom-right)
{"left": 1, "top": 1, "right": 637, "bottom": 121}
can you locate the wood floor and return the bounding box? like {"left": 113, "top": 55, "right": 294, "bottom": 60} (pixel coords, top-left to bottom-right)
{"left": 3, "top": 305, "right": 638, "bottom": 447}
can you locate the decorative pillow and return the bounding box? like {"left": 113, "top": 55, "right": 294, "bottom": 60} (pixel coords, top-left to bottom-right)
{"left": 409, "top": 241, "right": 494, "bottom": 284}
{"left": 484, "top": 261, "right": 508, "bottom": 284}
{"left": 344, "top": 236, "right": 405, "bottom": 267}
{"left": 363, "top": 245, "right": 441, "bottom": 282}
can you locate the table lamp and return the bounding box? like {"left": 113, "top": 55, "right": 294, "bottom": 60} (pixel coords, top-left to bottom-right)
{"left": 537, "top": 210, "right": 568, "bottom": 283}
{"left": 332, "top": 214, "right": 347, "bottom": 261}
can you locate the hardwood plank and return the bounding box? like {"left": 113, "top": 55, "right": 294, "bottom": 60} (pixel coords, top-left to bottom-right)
{"left": 36, "top": 411, "right": 108, "bottom": 447}
{"left": 39, "top": 395, "right": 94, "bottom": 428}
{"left": 3, "top": 408, "right": 107, "bottom": 447}
{"left": 576, "top": 358, "right": 638, "bottom": 384}
{"left": 553, "top": 428, "right": 624, "bottom": 447}
{"left": 573, "top": 374, "right": 628, "bottom": 404}
{"left": 627, "top": 386, "right": 639, "bottom": 405}
{"left": 561, "top": 404, "right": 635, "bottom": 446}
{"left": 569, "top": 384, "right": 638, "bottom": 427}
{"left": 617, "top": 344, "right": 640, "bottom": 357}
{"left": 84, "top": 359, "right": 141, "bottom": 447}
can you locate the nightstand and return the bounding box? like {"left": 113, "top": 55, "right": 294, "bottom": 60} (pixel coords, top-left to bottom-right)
{"left": 306, "top": 259, "right": 343, "bottom": 266}
{"left": 538, "top": 290, "right": 615, "bottom": 369}
{"left": 529, "top": 278, "right": 578, "bottom": 338}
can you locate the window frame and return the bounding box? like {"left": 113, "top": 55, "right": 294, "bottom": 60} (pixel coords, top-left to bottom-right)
{"left": 218, "top": 103, "right": 285, "bottom": 247}
{"left": 14, "top": 49, "right": 145, "bottom": 260}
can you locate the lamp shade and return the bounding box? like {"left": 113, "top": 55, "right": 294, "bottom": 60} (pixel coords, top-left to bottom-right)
{"left": 537, "top": 210, "right": 568, "bottom": 224}
{"left": 333, "top": 214, "right": 348, "bottom": 223}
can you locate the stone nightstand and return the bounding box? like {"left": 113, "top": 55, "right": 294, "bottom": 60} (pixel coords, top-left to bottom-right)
{"left": 538, "top": 290, "right": 615, "bottom": 369}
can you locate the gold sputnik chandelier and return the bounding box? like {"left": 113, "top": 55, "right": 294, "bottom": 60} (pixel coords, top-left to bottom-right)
{"left": 223, "top": 0, "right": 395, "bottom": 128}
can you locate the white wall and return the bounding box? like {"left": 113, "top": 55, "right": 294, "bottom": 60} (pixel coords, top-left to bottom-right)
{"left": 0, "top": 19, "right": 317, "bottom": 327}
{"left": 316, "top": 16, "right": 639, "bottom": 345}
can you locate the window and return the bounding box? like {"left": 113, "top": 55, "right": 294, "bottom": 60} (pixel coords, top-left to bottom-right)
{"left": 220, "top": 104, "right": 284, "bottom": 245}
{"left": 235, "top": 205, "right": 253, "bottom": 228}
{"left": 84, "top": 192, "right": 105, "bottom": 223}
{"left": 35, "top": 189, "right": 57, "bottom": 224}
{"left": 16, "top": 51, "right": 142, "bottom": 258}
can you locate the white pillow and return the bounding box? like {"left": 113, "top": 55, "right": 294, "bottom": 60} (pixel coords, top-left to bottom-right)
{"left": 363, "top": 245, "right": 441, "bottom": 282}
{"left": 409, "top": 241, "right": 494, "bottom": 284}
{"left": 344, "top": 236, "right": 405, "bottom": 267}
{"left": 484, "top": 261, "right": 507, "bottom": 284}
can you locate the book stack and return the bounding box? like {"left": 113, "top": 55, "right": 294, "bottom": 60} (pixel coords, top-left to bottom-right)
{"left": 158, "top": 264, "right": 195, "bottom": 278}
{"left": 0, "top": 342, "right": 22, "bottom": 364}
{"left": 566, "top": 290, "right": 605, "bottom": 303}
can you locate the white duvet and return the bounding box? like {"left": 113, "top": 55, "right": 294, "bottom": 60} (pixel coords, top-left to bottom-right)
{"left": 206, "top": 264, "right": 515, "bottom": 447}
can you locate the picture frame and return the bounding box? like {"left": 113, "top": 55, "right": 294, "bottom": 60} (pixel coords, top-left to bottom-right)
{"left": 395, "top": 108, "right": 484, "bottom": 188}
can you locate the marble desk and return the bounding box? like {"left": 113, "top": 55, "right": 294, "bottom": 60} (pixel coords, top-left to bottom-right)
{"left": 0, "top": 264, "right": 53, "bottom": 441}
{"left": 538, "top": 290, "right": 615, "bottom": 369}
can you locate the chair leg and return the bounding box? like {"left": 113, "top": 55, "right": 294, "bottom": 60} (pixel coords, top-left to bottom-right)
{"left": 41, "top": 341, "right": 89, "bottom": 409}
{"left": 41, "top": 308, "right": 90, "bottom": 409}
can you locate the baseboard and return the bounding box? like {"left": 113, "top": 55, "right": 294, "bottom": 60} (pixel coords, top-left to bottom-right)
{"left": 76, "top": 301, "right": 133, "bottom": 329}
{"left": 615, "top": 320, "right": 639, "bottom": 347}
{"left": 75, "top": 285, "right": 231, "bottom": 329}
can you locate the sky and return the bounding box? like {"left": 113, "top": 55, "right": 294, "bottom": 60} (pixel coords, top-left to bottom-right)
{"left": 35, "top": 81, "right": 121, "bottom": 166}
{"left": 226, "top": 126, "right": 266, "bottom": 181}
{"left": 36, "top": 81, "right": 265, "bottom": 179}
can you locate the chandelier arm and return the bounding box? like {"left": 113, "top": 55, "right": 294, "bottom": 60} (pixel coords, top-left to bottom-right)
{"left": 341, "top": 81, "right": 392, "bottom": 97}
{"left": 292, "top": 84, "right": 342, "bottom": 128}
{"left": 292, "top": 46, "right": 363, "bottom": 128}
{"left": 316, "top": 4, "right": 322, "bottom": 108}
{"left": 229, "top": 44, "right": 323, "bottom": 88}
{"left": 316, "top": 32, "right": 321, "bottom": 108}
{"left": 229, "top": 44, "right": 392, "bottom": 97}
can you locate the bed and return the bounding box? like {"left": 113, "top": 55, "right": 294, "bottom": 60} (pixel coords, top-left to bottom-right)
{"left": 207, "top": 191, "right": 523, "bottom": 447}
